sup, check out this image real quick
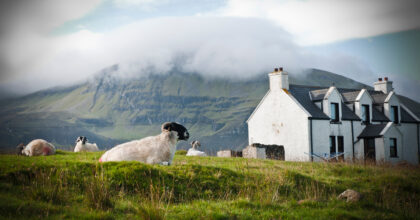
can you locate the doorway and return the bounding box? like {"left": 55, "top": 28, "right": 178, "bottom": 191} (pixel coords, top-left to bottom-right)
{"left": 364, "top": 138, "right": 376, "bottom": 161}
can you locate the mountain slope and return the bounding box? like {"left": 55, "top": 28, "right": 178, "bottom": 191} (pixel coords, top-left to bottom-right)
{"left": 0, "top": 67, "right": 369, "bottom": 153}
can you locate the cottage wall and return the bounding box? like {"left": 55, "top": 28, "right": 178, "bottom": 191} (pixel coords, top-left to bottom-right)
{"left": 381, "top": 125, "right": 403, "bottom": 163}
{"left": 397, "top": 123, "right": 419, "bottom": 164}
{"left": 248, "top": 89, "right": 311, "bottom": 161}
{"left": 311, "top": 120, "right": 354, "bottom": 161}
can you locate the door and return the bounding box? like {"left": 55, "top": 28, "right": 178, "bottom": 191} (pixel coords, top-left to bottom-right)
{"left": 364, "top": 138, "right": 376, "bottom": 161}
{"left": 337, "top": 136, "right": 344, "bottom": 161}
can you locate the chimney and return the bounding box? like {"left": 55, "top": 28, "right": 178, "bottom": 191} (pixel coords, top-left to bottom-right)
{"left": 374, "top": 76, "right": 393, "bottom": 94}
{"left": 269, "top": 67, "right": 289, "bottom": 91}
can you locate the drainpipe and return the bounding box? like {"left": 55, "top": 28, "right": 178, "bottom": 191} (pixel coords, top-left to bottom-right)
{"left": 351, "top": 120, "right": 355, "bottom": 161}
{"left": 309, "top": 118, "right": 314, "bottom": 162}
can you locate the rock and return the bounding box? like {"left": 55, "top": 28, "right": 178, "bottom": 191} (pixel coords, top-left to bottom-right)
{"left": 337, "top": 189, "right": 361, "bottom": 202}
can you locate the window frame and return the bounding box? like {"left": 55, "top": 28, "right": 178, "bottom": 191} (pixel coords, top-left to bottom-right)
{"left": 389, "top": 138, "right": 398, "bottom": 158}
{"left": 361, "top": 104, "right": 370, "bottom": 124}
{"left": 390, "top": 106, "right": 399, "bottom": 124}
{"left": 330, "top": 102, "right": 339, "bottom": 122}
{"left": 330, "top": 136, "right": 336, "bottom": 154}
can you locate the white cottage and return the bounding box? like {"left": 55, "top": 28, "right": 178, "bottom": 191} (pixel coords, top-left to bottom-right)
{"left": 247, "top": 68, "right": 420, "bottom": 164}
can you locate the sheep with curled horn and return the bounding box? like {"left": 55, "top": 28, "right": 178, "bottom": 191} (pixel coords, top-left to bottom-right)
{"left": 74, "top": 136, "right": 99, "bottom": 152}
{"left": 186, "top": 140, "right": 207, "bottom": 156}
{"left": 18, "top": 139, "right": 56, "bottom": 156}
{"left": 99, "top": 122, "right": 189, "bottom": 165}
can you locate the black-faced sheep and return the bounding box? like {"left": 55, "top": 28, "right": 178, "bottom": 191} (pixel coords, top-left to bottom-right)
{"left": 19, "top": 139, "right": 56, "bottom": 156}
{"left": 99, "top": 122, "right": 189, "bottom": 165}
{"left": 74, "top": 136, "right": 99, "bottom": 152}
{"left": 186, "top": 140, "right": 207, "bottom": 156}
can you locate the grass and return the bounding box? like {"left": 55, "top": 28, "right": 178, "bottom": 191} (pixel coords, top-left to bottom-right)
{"left": 0, "top": 150, "right": 419, "bottom": 219}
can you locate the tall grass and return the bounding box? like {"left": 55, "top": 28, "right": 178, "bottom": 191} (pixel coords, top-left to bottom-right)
{"left": 0, "top": 151, "right": 419, "bottom": 219}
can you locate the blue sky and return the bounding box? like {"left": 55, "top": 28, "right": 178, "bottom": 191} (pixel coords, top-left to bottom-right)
{"left": 0, "top": 0, "right": 419, "bottom": 100}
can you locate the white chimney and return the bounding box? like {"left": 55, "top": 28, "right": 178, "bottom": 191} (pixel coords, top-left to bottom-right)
{"left": 374, "top": 77, "right": 393, "bottom": 94}
{"left": 269, "top": 67, "right": 289, "bottom": 91}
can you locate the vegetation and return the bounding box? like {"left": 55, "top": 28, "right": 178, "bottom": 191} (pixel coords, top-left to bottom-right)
{"left": 0, "top": 150, "right": 419, "bottom": 219}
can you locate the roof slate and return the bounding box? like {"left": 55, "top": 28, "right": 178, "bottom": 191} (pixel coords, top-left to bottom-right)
{"left": 341, "top": 91, "right": 360, "bottom": 103}
{"left": 372, "top": 106, "right": 389, "bottom": 122}
{"left": 401, "top": 107, "right": 417, "bottom": 123}
{"left": 289, "top": 85, "right": 360, "bottom": 120}
{"left": 358, "top": 124, "right": 387, "bottom": 138}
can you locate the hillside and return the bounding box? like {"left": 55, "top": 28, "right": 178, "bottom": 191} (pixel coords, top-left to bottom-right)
{"left": 0, "top": 151, "right": 419, "bottom": 219}
{"left": 0, "top": 67, "right": 369, "bottom": 152}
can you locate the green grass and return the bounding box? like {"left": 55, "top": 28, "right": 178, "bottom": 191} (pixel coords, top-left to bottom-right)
{"left": 0, "top": 150, "right": 419, "bottom": 219}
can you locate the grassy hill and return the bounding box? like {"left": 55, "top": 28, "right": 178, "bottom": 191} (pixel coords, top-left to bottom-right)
{"left": 0, "top": 67, "right": 369, "bottom": 153}
{"left": 0, "top": 151, "right": 419, "bottom": 219}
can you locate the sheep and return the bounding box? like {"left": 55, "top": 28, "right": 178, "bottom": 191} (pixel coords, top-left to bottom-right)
{"left": 186, "top": 140, "right": 207, "bottom": 156}
{"left": 74, "top": 136, "right": 100, "bottom": 152}
{"left": 99, "top": 122, "right": 189, "bottom": 165}
{"left": 20, "top": 139, "right": 56, "bottom": 156}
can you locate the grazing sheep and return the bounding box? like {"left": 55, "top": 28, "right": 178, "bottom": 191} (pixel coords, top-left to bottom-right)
{"left": 20, "top": 139, "right": 56, "bottom": 156}
{"left": 186, "top": 140, "right": 207, "bottom": 156}
{"left": 99, "top": 122, "right": 189, "bottom": 165}
{"left": 74, "top": 136, "right": 100, "bottom": 152}
{"left": 16, "top": 143, "right": 25, "bottom": 155}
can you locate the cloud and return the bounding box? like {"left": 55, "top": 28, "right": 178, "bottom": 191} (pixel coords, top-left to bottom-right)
{"left": 0, "top": 0, "right": 101, "bottom": 82}
{"left": 0, "top": 16, "right": 377, "bottom": 95}
{"left": 217, "top": 0, "right": 420, "bottom": 45}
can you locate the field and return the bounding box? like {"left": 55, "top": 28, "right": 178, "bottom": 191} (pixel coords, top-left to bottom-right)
{"left": 0, "top": 150, "right": 419, "bottom": 219}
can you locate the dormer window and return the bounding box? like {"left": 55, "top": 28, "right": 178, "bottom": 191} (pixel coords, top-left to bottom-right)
{"left": 330, "top": 102, "right": 339, "bottom": 122}
{"left": 390, "top": 106, "right": 399, "bottom": 124}
{"left": 361, "top": 104, "right": 370, "bottom": 124}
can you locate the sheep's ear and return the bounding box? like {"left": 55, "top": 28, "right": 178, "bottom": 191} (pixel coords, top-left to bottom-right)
{"left": 162, "top": 122, "right": 172, "bottom": 131}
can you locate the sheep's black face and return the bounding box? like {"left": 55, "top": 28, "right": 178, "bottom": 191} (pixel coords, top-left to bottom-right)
{"left": 16, "top": 143, "right": 24, "bottom": 155}
{"left": 163, "top": 122, "right": 189, "bottom": 140}
{"left": 76, "top": 136, "right": 87, "bottom": 144}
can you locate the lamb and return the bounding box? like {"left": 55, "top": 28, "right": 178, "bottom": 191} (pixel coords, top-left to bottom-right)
{"left": 99, "top": 122, "right": 189, "bottom": 165}
{"left": 74, "top": 136, "right": 100, "bottom": 152}
{"left": 186, "top": 140, "right": 207, "bottom": 156}
{"left": 19, "top": 139, "right": 56, "bottom": 156}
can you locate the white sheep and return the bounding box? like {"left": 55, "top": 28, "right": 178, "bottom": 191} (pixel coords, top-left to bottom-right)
{"left": 99, "top": 122, "right": 189, "bottom": 165}
{"left": 74, "top": 136, "right": 100, "bottom": 152}
{"left": 19, "top": 139, "right": 56, "bottom": 156}
{"left": 186, "top": 140, "right": 207, "bottom": 156}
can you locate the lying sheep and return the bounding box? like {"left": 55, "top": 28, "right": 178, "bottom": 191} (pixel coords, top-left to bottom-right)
{"left": 186, "top": 140, "right": 207, "bottom": 156}
{"left": 19, "top": 139, "right": 56, "bottom": 156}
{"left": 99, "top": 122, "right": 189, "bottom": 165}
{"left": 74, "top": 136, "right": 99, "bottom": 152}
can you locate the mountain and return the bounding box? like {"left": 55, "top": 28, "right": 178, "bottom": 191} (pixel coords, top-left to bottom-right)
{"left": 0, "top": 67, "right": 370, "bottom": 153}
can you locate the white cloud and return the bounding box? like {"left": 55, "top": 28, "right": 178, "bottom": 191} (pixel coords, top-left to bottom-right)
{"left": 217, "top": 0, "right": 420, "bottom": 45}
{"left": 1, "top": 16, "right": 375, "bottom": 94}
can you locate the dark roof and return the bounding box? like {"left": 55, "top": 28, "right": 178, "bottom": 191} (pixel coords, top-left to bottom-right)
{"left": 289, "top": 85, "right": 329, "bottom": 119}
{"left": 309, "top": 88, "right": 329, "bottom": 101}
{"left": 398, "top": 95, "right": 420, "bottom": 120}
{"left": 289, "top": 85, "right": 360, "bottom": 120}
{"left": 285, "top": 84, "right": 419, "bottom": 123}
{"left": 358, "top": 124, "right": 387, "bottom": 138}
{"left": 370, "top": 92, "right": 388, "bottom": 104}
{"left": 401, "top": 107, "right": 417, "bottom": 123}
{"left": 341, "top": 91, "right": 360, "bottom": 103}
{"left": 372, "top": 106, "right": 389, "bottom": 122}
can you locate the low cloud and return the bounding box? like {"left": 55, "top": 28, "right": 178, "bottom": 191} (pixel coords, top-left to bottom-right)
{"left": 0, "top": 16, "right": 376, "bottom": 95}
{"left": 218, "top": 0, "right": 420, "bottom": 45}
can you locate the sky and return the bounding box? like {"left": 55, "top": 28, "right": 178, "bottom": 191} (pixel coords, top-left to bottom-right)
{"left": 0, "top": 0, "right": 419, "bottom": 100}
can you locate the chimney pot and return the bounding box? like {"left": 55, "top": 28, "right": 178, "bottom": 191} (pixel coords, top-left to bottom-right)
{"left": 279, "top": 67, "right": 283, "bottom": 71}
{"left": 274, "top": 68, "right": 278, "bottom": 72}
{"left": 378, "top": 78, "right": 382, "bottom": 81}
{"left": 384, "top": 77, "right": 388, "bottom": 81}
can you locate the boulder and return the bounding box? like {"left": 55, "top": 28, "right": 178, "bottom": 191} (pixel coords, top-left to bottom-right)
{"left": 337, "top": 189, "right": 361, "bottom": 202}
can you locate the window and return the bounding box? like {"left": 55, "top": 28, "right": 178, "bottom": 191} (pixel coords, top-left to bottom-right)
{"left": 337, "top": 136, "right": 344, "bottom": 160}
{"left": 390, "top": 138, "right": 397, "bottom": 157}
{"left": 330, "top": 103, "right": 339, "bottom": 122}
{"left": 361, "top": 104, "right": 370, "bottom": 124}
{"left": 330, "top": 136, "right": 336, "bottom": 154}
{"left": 390, "top": 106, "right": 399, "bottom": 124}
